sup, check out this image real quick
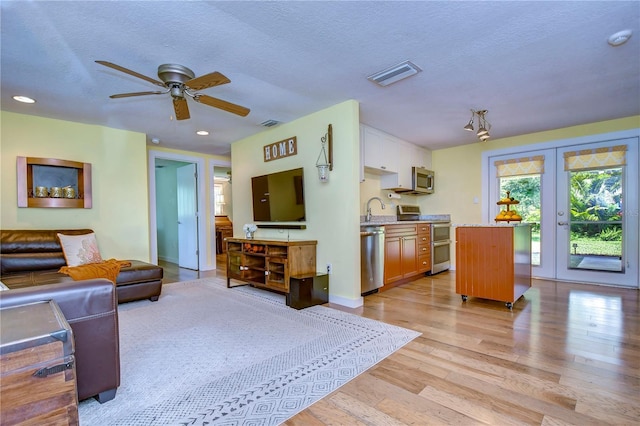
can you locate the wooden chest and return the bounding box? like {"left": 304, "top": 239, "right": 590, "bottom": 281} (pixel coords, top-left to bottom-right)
{"left": 0, "top": 300, "right": 78, "bottom": 425}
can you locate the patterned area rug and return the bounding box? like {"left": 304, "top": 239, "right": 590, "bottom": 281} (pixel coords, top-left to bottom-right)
{"left": 79, "top": 277, "right": 419, "bottom": 425}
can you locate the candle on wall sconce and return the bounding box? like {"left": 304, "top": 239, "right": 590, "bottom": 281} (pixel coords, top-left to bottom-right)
{"left": 316, "top": 124, "right": 333, "bottom": 182}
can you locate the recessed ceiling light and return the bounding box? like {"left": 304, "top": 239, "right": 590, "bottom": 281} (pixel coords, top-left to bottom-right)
{"left": 196, "top": 130, "right": 209, "bottom": 136}
{"left": 608, "top": 30, "right": 632, "bottom": 46}
{"left": 12, "top": 95, "right": 36, "bottom": 104}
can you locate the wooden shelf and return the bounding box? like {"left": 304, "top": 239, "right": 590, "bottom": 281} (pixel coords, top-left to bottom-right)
{"left": 226, "top": 237, "right": 316, "bottom": 296}
{"left": 17, "top": 156, "right": 92, "bottom": 208}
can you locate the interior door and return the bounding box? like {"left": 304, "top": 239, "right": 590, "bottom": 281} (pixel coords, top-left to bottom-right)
{"left": 555, "top": 139, "right": 638, "bottom": 287}
{"left": 177, "top": 164, "right": 199, "bottom": 270}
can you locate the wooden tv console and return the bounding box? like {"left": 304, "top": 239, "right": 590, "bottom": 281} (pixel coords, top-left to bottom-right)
{"left": 226, "top": 237, "right": 317, "bottom": 295}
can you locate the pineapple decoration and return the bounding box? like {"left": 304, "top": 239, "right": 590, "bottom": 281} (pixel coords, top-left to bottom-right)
{"left": 495, "top": 191, "right": 522, "bottom": 222}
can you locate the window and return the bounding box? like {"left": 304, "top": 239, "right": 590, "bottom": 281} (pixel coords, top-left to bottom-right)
{"left": 214, "top": 184, "right": 225, "bottom": 215}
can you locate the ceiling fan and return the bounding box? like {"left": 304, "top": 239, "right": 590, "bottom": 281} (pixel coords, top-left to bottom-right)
{"left": 95, "top": 60, "right": 250, "bottom": 120}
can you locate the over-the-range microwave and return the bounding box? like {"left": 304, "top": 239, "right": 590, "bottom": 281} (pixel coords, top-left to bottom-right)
{"left": 390, "top": 167, "right": 434, "bottom": 195}
{"left": 412, "top": 167, "right": 434, "bottom": 194}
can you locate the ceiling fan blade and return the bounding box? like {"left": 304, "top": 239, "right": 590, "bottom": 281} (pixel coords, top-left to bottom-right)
{"left": 195, "top": 94, "right": 250, "bottom": 117}
{"left": 95, "top": 60, "right": 164, "bottom": 87}
{"left": 185, "top": 71, "right": 231, "bottom": 91}
{"left": 110, "top": 91, "right": 166, "bottom": 99}
{"left": 173, "top": 97, "right": 190, "bottom": 120}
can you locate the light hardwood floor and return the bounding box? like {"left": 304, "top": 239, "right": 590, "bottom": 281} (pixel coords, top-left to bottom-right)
{"left": 161, "top": 261, "right": 639, "bottom": 425}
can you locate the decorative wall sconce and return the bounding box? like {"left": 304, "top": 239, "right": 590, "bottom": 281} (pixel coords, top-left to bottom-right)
{"left": 316, "top": 124, "right": 333, "bottom": 182}
{"left": 463, "top": 109, "right": 492, "bottom": 142}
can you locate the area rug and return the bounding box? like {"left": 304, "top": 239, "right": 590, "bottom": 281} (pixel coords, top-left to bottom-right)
{"left": 78, "top": 277, "right": 419, "bottom": 425}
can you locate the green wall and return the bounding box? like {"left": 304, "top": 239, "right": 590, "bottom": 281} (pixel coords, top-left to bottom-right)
{"left": 1, "top": 111, "right": 150, "bottom": 261}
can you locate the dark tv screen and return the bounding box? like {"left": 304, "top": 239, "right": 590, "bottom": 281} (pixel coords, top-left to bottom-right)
{"left": 251, "top": 167, "right": 306, "bottom": 222}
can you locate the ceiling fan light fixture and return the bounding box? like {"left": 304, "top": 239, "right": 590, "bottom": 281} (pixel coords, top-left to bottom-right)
{"left": 368, "top": 60, "right": 422, "bottom": 87}
{"left": 95, "top": 60, "right": 250, "bottom": 119}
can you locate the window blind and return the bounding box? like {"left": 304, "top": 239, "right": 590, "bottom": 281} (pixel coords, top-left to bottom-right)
{"left": 494, "top": 155, "right": 544, "bottom": 177}
{"left": 563, "top": 144, "right": 627, "bottom": 171}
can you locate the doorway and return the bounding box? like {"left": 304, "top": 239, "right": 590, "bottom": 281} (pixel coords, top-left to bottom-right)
{"left": 211, "top": 163, "right": 232, "bottom": 271}
{"left": 148, "top": 150, "right": 209, "bottom": 270}
{"left": 486, "top": 134, "right": 638, "bottom": 288}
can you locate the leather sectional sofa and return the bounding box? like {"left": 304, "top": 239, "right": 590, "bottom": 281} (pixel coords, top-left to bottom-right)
{"left": 0, "top": 229, "right": 163, "bottom": 303}
{"left": 0, "top": 279, "right": 120, "bottom": 402}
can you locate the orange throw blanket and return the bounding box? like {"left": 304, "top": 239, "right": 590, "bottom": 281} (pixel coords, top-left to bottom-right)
{"left": 59, "top": 259, "right": 131, "bottom": 284}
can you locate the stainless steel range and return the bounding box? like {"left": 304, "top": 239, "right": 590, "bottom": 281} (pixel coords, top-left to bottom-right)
{"left": 397, "top": 205, "right": 451, "bottom": 275}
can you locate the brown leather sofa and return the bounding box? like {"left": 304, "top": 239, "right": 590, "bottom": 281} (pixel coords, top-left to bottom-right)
{"left": 0, "top": 279, "right": 120, "bottom": 402}
{"left": 0, "top": 229, "right": 163, "bottom": 303}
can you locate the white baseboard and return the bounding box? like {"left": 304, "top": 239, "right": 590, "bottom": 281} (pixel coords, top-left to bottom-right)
{"left": 329, "top": 294, "right": 364, "bottom": 308}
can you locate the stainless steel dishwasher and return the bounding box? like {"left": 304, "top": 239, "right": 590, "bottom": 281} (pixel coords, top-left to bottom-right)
{"left": 360, "top": 226, "right": 385, "bottom": 296}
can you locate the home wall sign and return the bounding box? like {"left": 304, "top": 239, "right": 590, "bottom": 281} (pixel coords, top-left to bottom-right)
{"left": 264, "top": 137, "right": 297, "bottom": 162}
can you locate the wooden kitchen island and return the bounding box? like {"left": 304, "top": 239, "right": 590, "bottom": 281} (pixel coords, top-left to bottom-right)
{"left": 455, "top": 224, "right": 531, "bottom": 309}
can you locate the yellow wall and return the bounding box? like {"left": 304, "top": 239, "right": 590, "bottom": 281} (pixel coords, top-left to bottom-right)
{"left": 429, "top": 115, "right": 640, "bottom": 267}
{"left": 231, "top": 100, "right": 362, "bottom": 306}
{"left": 1, "top": 111, "right": 150, "bottom": 260}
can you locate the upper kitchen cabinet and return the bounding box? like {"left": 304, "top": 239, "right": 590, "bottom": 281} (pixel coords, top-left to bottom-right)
{"left": 361, "top": 125, "right": 399, "bottom": 174}
{"left": 360, "top": 124, "right": 431, "bottom": 187}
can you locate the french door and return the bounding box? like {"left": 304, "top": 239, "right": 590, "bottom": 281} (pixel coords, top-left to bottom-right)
{"left": 556, "top": 140, "right": 637, "bottom": 287}
{"left": 489, "top": 137, "right": 638, "bottom": 288}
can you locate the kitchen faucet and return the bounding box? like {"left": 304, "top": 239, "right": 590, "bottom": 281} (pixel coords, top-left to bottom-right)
{"left": 365, "top": 197, "right": 386, "bottom": 222}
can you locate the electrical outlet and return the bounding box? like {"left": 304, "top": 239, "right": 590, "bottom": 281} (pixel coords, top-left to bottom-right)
{"left": 326, "top": 263, "right": 332, "bottom": 274}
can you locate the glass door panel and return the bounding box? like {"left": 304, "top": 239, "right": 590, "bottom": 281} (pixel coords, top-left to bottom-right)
{"left": 499, "top": 175, "right": 541, "bottom": 266}
{"left": 568, "top": 168, "right": 622, "bottom": 272}
{"left": 556, "top": 139, "right": 637, "bottom": 287}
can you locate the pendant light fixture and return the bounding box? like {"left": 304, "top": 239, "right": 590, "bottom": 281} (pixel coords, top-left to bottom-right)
{"left": 463, "top": 109, "right": 492, "bottom": 141}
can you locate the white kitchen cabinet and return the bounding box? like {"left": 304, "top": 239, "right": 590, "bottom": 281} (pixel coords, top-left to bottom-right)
{"left": 361, "top": 125, "right": 398, "bottom": 174}
{"left": 380, "top": 139, "right": 431, "bottom": 190}
{"left": 360, "top": 124, "right": 432, "bottom": 189}
{"left": 407, "top": 142, "right": 430, "bottom": 170}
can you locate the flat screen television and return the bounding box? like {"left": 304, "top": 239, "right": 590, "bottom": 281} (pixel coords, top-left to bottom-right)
{"left": 251, "top": 167, "right": 306, "bottom": 222}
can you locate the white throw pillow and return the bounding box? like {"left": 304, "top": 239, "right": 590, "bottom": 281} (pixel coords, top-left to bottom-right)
{"left": 57, "top": 232, "right": 104, "bottom": 267}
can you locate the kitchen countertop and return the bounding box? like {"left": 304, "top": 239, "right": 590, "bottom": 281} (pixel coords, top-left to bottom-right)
{"left": 360, "top": 214, "right": 450, "bottom": 226}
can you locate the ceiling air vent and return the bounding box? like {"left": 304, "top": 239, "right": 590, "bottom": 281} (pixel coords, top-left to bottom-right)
{"left": 261, "top": 119, "right": 281, "bottom": 127}
{"left": 368, "top": 60, "right": 422, "bottom": 87}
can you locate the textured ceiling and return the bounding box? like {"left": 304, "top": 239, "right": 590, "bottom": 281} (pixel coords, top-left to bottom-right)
{"left": 1, "top": 1, "right": 638, "bottom": 156}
